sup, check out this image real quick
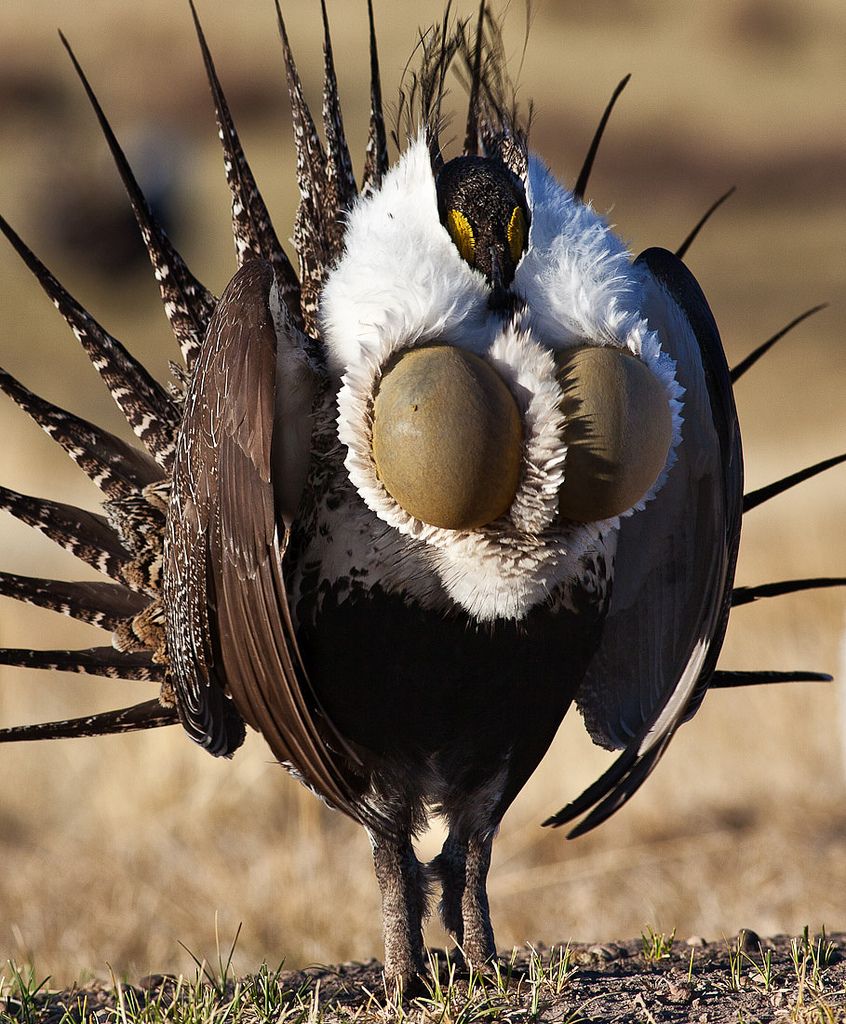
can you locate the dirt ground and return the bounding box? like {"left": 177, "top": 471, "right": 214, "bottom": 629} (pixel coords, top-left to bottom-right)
{"left": 7, "top": 933, "right": 846, "bottom": 1023}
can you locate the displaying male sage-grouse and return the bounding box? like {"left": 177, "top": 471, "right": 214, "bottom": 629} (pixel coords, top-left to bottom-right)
{"left": 1, "top": 1, "right": 844, "bottom": 987}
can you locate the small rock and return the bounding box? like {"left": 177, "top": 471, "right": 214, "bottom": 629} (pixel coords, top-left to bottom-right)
{"left": 737, "top": 929, "right": 761, "bottom": 952}
{"left": 587, "top": 943, "right": 626, "bottom": 961}
{"left": 686, "top": 935, "right": 707, "bottom": 947}
{"left": 138, "top": 974, "right": 177, "bottom": 991}
{"left": 665, "top": 978, "right": 693, "bottom": 1004}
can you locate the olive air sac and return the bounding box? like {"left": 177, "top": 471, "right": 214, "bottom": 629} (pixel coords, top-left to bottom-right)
{"left": 371, "top": 345, "right": 523, "bottom": 531}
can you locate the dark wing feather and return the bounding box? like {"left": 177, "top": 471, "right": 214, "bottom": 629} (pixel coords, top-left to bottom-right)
{"left": 164, "top": 260, "right": 378, "bottom": 828}
{"left": 550, "top": 247, "right": 742, "bottom": 836}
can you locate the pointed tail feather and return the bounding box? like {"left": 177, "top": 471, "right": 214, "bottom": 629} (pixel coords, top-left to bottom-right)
{"left": 462, "top": 0, "right": 486, "bottom": 157}
{"left": 275, "top": 0, "right": 331, "bottom": 336}
{"left": 731, "top": 304, "right": 828, "bottom": 383}
{"left": 423, "top": 4, "right": 463, "bottom": 173}
{"left": 0, "top": 215, "right": 180, "bottom": 469}
{"left": 0, "top": 485, "right": 130, "bottom": 582}
{"left": 0, "top": 699, "right": 178, "bottom": 742}
{"left": 675, "top": 187, "right": 736, "bottom": 261}
{"left": 320, "top": 0, "right": 357, "bottom": 226}
{"left": 573, "top": 74, "right": 630, "bottom": 201}
{"left": 0, "top": 572, "right": 148, "bottom": 631}
{"left": 711, "top": 670, "right": 832, "bottom": 687}
{"left": 546, "top": 740, "right": 667, "bottom": 838}
{"left": 0, "top": 366, "right": 164, "bottom": 500}
{"left": 451, "top": 7, "right": 528, "bottom": 182}
{"left": 732, "top": 577, "right": 846, "bottom": 607}
{"left": 188, "top": 2, "right": 302, "bottom": 325}
{"left": 744, "top": 452, "right": 846, "bottom": 513}
{"left": 362, "top": 0, "right": 389, "bottom": 195}
{"left": 59, "top": 32, "right": 216, "bottom": 371}
{"left": 0, "top": 647, "right": 163, "bottom": 681}
{"left": 103, "top": 491, "right": 166, "bottom": 557}
{"left": 553, "top": 660, "right": 837, "bottom": 836}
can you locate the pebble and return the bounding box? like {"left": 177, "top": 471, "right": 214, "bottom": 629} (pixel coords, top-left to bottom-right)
{"left": 665, "top": 978, "right": 693, "bottom": 1004}
{"left": 737, "top": 929, "right": 761, "bottom": 952}
{"left": 587, "top": 943, "right": 627, "bottom": 961}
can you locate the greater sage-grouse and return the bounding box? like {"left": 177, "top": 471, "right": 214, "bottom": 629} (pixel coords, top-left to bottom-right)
{"left": 1, "top": 1, "right": 843, "bottom": 986}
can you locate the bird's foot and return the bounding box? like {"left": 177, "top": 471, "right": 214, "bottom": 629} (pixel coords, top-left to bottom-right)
{"left": 382, "top": 960, "right": 430, "bottom": 1002}
{"left": 450, "top": 938, "right": 500, "bottom": 982}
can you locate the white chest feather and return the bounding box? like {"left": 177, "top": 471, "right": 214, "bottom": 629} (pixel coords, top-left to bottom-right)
{"left": 314, "top": 136, "right": 683, "bottom": 623}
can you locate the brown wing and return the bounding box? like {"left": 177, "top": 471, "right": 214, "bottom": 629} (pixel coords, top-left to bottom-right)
{"left": 164, "top": 259, "right": 374, "bottom": 828}
{"left": 547, "top": 248, "right": 742, "bottom": 836}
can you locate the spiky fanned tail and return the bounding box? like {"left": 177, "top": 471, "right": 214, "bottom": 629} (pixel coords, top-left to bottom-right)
{"left": 0, "top": 3, "right": 389, "bottom": 743}
{"left": 188, "top": 1, "right": 302, "bottom": 328}
{"left": 0, "top": 215, "right": 180, "bottom": 469}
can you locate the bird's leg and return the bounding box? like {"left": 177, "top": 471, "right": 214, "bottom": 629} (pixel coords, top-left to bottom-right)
{"left": 371, "top": 832, "right": 428, "bottom": 987}
{"left": 433, "top": 830, "right": 496, "bottom": 969}
{"left": 433, "top": 832, "right": 466, "bottom": 943}
{"left": 462, "top": 832, "right": 495, "bottom": 966}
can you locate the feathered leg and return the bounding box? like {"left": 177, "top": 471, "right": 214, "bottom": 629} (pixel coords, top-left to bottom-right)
{"left": 371, "top": 832, "right": 429, "bottom": 986}
{"left": 433, "top": 830, "right": 496, "bottom": 969}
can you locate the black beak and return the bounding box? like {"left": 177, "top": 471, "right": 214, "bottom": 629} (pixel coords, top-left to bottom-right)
{"left": 487, "top": 247, "right": 522, "bottom": 315}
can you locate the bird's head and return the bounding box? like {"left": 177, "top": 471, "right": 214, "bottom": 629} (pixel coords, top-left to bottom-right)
{"left": 435, "top": 155, "right": 530, "bottom": 294}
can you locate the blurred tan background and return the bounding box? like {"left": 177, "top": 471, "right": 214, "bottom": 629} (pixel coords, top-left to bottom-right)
{"left": 0, "top": 0, "right": 844, "bottom": 987}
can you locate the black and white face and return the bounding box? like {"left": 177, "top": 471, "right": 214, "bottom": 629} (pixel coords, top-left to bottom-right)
{"left": 436, "top": 155, "right": 530, "bottom": 290}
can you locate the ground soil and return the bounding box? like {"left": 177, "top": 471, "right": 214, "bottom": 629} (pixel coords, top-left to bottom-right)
{"left": 6, "top": 932, "right": 846, "bottom": 1023}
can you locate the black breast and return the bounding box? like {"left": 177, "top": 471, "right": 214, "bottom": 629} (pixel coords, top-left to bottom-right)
{"left": 296, "top": 581, "right": 605, "bottom": 817}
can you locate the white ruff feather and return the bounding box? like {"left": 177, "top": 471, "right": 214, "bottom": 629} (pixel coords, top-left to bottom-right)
{"left": 518, "top": 156, "right": 643, "bottom": 348}
{"left": 320, "top": 135, "right": 492, "bottom": 375}
{"left": 319, "top": 137, "right": 684, "bottom": 621}
{"left": 517, "top": 155, "right": 684, "bottom": 511}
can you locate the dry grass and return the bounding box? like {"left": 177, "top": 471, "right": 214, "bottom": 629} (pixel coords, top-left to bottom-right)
{"left": 0, "top": 0, "right": 844, "bottom": 989}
